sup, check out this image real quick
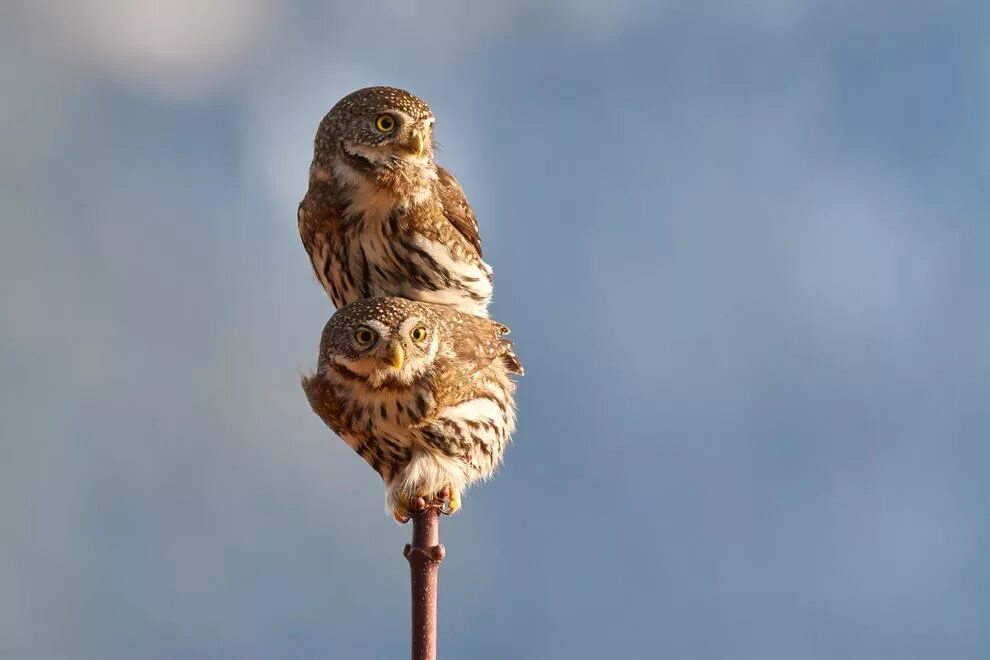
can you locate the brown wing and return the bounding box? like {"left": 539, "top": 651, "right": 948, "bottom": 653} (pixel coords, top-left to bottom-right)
{"left": 448, "top": 313, "right": 524, "bottom": 376}
{"left": 297, "top": 202, "right": 313, "bottom": 254}
{"left": 298, "top": 182, "right": 346, "bottom": 295}
{"left": 436, "top": 166, "right": 483, "bottom": 258}
{"left": 301, "top": 372, "right": 347, "bottom": 436}
{"left": 423, "top": 312, "right": 521, "bottom": 424}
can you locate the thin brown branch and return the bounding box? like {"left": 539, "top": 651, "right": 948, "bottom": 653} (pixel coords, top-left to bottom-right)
{"left": 403, "top": 490, "right": 448, "bottom": 660}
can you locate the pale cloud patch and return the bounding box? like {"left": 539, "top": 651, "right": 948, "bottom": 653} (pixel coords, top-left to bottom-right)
{"left": 26, "top": 0, "right": 285, "bottom": 100}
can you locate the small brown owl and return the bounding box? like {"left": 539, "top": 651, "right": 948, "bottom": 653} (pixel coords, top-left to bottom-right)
{"left": 301, "top": 297, "right": 522, "bottom": 522}
{"left": 297, "top": 86, "right": 494, "bottom": 316}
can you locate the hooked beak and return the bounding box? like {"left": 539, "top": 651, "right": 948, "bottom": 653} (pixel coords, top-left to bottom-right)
{"left": 387, "top": 342, "right": 405, "bottom": 370}
{"left": 400, "top": 130, "right": 426, "bottom": 157}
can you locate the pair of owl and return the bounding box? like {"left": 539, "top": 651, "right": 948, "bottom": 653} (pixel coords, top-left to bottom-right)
{"left": 299, "top": 87, "right": 522, "bottom": 522}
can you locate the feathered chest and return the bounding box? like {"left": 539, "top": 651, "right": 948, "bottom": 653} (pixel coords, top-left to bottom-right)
{"left": 313, "top": 202, "right": 493, "bottom": 315}
{"left": 337, "top": 377, "right": 435, "bottom": 444}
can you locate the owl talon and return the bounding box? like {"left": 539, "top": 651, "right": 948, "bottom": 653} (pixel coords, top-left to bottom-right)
{"left": 442, "top": 488, "right": 461, "bottom": 515}
{"left": 392, "top": 492, "right": 418, "bottom": 524}
{"left": 394, "top": 491, "right": 437, "bottom": 523}
{"left": 394, "top": 488, "right": 460, "bottom": 520}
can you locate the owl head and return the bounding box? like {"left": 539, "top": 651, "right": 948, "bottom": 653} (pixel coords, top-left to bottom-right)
{"left": 314, "top": 86, "right": 436, "bottom": 172}
{"left": 320, "top": 297, "right": 442, "bottom": 389}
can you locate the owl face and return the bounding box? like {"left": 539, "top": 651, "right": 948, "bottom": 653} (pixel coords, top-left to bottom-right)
{"left": 317, "top": 87, "right": 436, "bottom": 170}
{"left": 322, "top": 298, "right": 441, "bottom": 388}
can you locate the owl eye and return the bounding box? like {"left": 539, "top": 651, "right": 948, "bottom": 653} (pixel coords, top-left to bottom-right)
{"left": 375, "top": 114, "right": 397, "bottom": 134}
{"left": 410, "top": 325, "right": 428, "bottom": 343}
{"left": 354, "top": 328, "right": 377, "bottom": 346}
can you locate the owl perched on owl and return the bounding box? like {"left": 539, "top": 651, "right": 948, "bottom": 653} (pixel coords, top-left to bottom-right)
{"left": 298, "top": 86, "right": 494, "bottom": 317}
{"left": 302, "top": 297, "right": 522, "bottom": 521}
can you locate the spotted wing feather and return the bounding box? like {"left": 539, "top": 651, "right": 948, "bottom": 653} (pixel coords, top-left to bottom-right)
{"left": 437, "top": 166, "right": 483, "bottom": 258}
{"left": 445, "top": 312, "right": 523, "bottom": 375}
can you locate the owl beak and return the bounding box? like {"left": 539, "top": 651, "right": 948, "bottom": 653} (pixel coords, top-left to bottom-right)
{"left": 388, "top": 342, "right": 405, "bottom": 370}
{"left": 400, "top": 130, "right": 426, "bottom": 157}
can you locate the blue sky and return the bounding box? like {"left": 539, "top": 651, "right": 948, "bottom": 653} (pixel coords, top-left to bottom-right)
{"left": 2, "top": 1, "right": 988, "bottom": 658}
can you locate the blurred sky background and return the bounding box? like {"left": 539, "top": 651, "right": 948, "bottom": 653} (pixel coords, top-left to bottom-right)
{"left": 2, "top": 1, "right": 989, "bottom": 658}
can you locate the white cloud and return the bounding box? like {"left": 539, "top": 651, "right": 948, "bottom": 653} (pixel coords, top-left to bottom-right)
{"left": 27, "top": 0, "right": 284, "bottom": 99}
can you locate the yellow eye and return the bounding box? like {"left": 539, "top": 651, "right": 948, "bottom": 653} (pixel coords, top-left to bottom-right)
{"left": 375, "top": 114, "right": 397, "bottom": 133}
{"left": 410, "top": 325, "right": 428, "bottom": 342}
{"left": 354, "top": 328, "right": 376, "bottom": 346}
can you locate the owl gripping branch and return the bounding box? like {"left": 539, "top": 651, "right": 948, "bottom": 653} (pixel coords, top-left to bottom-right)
{"left": 301, "top": 297, "right": 522, "bottom": 660}
{"left": 301, "top": 297, "right": 522, "bottom": 522}
{"left": 298, "top": 87, "right": 522, "bottom": 660}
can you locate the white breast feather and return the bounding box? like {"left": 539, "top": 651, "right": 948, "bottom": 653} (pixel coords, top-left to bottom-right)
{"left": 440, "top": 398, "right": 503, "bottom": 426}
